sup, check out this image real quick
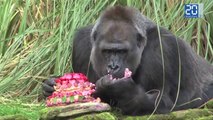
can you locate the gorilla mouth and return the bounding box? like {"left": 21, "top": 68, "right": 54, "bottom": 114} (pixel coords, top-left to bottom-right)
{"left": 108, "top": 68, "right": 132, "bottom": 80}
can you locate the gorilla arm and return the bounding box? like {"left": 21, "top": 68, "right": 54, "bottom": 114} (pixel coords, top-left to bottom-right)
{"left": 42, "top": 25, "right": 98, "bottom": 98}
{"left": 92, "top": 75, "right": 161, "bottom": 115}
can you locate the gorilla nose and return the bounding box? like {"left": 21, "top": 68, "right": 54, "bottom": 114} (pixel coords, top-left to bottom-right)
{"left": 107, "top": 64, "right": 120, "bottom": 73}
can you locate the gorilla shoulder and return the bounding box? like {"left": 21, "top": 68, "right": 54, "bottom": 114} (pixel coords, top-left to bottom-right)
{"left": 72, "top": 25, "right": 99, "bottom": 82}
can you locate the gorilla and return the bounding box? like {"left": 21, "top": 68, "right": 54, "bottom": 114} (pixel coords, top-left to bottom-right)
{"left": 43, "top": 6, "right": 213, "bottom": 115}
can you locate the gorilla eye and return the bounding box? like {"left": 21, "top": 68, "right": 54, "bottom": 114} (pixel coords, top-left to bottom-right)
{"left": 102, "top": 49, "right": 127, "bottom": 54}
{"left": 102, "top": 49, "right": 111, "bottom": 54}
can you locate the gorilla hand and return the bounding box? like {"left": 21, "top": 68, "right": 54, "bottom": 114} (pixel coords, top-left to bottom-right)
{"left": 93, "top": 75, "right": 156, "bottom": 115}
{"left": 93, "top": 75, "right": 137, "bottom": 97}
{"left": 42, "top": 78, "right": 56, "bottom": 98}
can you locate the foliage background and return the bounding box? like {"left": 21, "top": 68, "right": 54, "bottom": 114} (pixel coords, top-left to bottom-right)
{"left": 0, "top": 0, "right": 212, "bottom": 104}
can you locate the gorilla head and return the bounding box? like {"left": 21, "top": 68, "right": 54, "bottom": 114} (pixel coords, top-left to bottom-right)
{"left": 90, "top": 6, "right": 153, "bottom": 78}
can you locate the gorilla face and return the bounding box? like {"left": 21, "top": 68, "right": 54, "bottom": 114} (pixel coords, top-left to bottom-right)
{"left": 90, "top": 21, "right": 145, "bottom": 78}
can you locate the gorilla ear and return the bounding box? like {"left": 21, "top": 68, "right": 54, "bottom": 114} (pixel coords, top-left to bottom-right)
{"left": 92, "top": 31, "right": 97, "bottom": 42}
{"left": 90, "top": 18, "right": 101, "bottom": 44}
{"left": 136, "top": 33, "right": 144, "bottom": 48}
{"left": 130, "top": 7, "right": 156, "bottom": 35}
{"left": 90, "top": 30, "right": 97, "bottom": 44}
{"left": 130, "top": 8, "right": 156, "bottom": 49}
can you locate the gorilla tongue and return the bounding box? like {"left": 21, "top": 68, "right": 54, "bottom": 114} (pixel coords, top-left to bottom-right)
{"left": 109, "top": 68, "right": 132, "bottom": 80}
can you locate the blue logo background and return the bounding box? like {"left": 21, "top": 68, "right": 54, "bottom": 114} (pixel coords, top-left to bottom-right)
{"left": 184, "top": 4, "right": 199, "bottom": 18}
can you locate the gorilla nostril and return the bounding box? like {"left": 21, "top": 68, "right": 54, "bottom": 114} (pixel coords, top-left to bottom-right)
{"left": 113, "top": 65, "right": 119, "bottom": 70}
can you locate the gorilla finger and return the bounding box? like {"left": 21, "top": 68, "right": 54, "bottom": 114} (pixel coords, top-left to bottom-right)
{"left": 96, "top": 75, "right": 112, "bottom": 87}
{"left": 42, "top": 83, "right": 55, "bottom": 92}
{"left": 112, "top": 78, "right": 135, "bottom": 88}
{"left": 116, "top": 77, "right": 134, "bottom": 83}
{"left": 102, "top": 75, "right": 114, "bottom": 84}
{"left": 43, "top": 90, "right": 53, "bottom": 98}
{"left": 91, "top": 91, "right": 99, "bottom": 98}
{"left": 43, "top": 78, "right": 56, "bottom": 86}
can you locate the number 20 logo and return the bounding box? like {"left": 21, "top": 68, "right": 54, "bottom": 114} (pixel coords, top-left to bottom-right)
{"left": 184, "top": 4, "right": 199, "bottom": 18}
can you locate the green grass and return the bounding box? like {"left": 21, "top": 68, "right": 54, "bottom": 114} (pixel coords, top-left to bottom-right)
{"left": 0, "top": 0, "right": 212, "bottom": 106}
{"left": 0, "top": 97, "right": 45, "bottom": 120}
{"left": 0, "top": 104, "right": 45, "bottom": 120}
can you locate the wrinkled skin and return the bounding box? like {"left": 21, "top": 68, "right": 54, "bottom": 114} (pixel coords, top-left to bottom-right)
{"left": 42, "top": 6, "right": 213, "bottom": 115}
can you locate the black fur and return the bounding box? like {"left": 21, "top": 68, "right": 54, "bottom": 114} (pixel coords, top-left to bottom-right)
{"left": 43, "top": 6, "right": 213, "bottom": 115}
{"left": 71, "top": 25, "right": 213, "bottom": 115}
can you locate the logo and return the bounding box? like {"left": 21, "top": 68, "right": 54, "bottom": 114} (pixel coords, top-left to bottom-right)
{"left": 184, "top": 3, "right": 203, "bottom": 18}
